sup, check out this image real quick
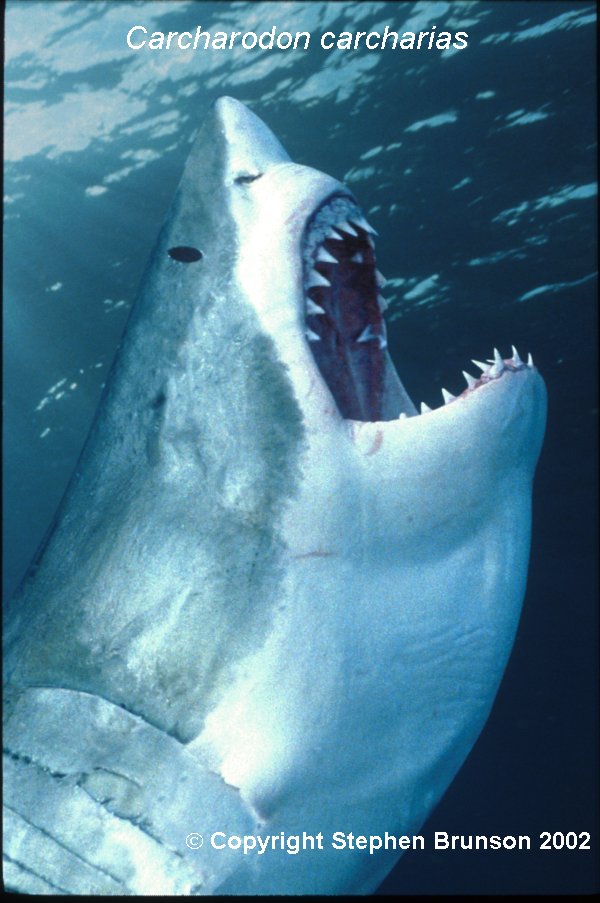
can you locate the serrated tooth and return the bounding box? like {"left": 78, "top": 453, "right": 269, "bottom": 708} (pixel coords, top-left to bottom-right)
{"left": 351, "top": 215, "right": 372, "bottom": 232}
{"left": 462, "top": 370, "right": 476, "bottom": 389}
{"left": 488, "top": 349, "right": 505, "bottom": 378}
{"left": 375, "top": 270, "right": 387, "bottom": 288}
{"left": 378, "top": 294, "right": 389, "bottom": 312}
{"left": 307, "top": 269, "right": 331, "bottom": 288}
{"left": 472, "top": 359, "right": 490, "bottom": 373}
{"left": 527, "top": 352, "right": 534, "bottom": 368}
{"left": 357, "top": 324, "right": 376, "bottom": 343}
{"left": 356, "top": 324, "right": 387, "bottom": 347}
{"left": 307, "top": 299, "right": 325, "bottom": 315}
{"left": 350, "top": 251, "right": 364, "bottom": 263}
{"left": 306, "top": 328, "right": 320, "bottom": 342}
{"left": 511, "top": 345, "right": 522, "bottom": 365}
{"left": 352, "top": 216, "right": 378, "bottom": 235}
{"left": 486, "top": 349, "right": 505, "bottom": 366}
{"left": 441, "top": 388, "right": 455, "bottom": 404}
{"left": 336, "top": 220, "right": 358, "bottom": 237}
{"left": 316, "top": 246, "right": 338, "bottom": 264}
{"left": 420, "top": 402, "right": 431, "bottom": 414}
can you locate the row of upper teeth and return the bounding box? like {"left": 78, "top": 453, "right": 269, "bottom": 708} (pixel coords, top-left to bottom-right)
{"left": 305, "top": 216, "right": 390, "bottom": 346}
{"left": 409, "top": 347, "right": 535, "bottom": 416}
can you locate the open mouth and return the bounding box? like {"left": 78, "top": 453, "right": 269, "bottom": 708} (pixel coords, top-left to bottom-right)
{"left": 302, "top": 194, "right": 534, "bottom": 423}
{"left": 302, "top": 195, "right": 387, "bottom": 421}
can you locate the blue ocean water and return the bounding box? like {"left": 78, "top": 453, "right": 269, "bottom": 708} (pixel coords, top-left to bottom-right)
{"left": 3, "top": 0, "right": 598, "bottom": 894}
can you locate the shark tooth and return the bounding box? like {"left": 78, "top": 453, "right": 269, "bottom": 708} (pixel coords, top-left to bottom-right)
{"left": 398, "top": 412, "right": 407, "bottom": 420}
{"left": 462, "top": 370, "right": 476, "bottom": 389}
{"left": 350, "top": 215, "right": 370, "bottom": 232}
{"left": 375, "top": 270, "right": 387, "bottom": 288}
{"left": 488, "top": 349, "right": 505, "bottom": 378}
{"left": 471, "top": 359, "right": 490, "bottom": 373}
{"left": 351, "top": 216, "right": 378, "bottom": 235}
{"left": 356, "top": 323, "right": 387, "bottom": 342}
{"left": 378, "top": 294, "right": 389, "bottom": 312}
{"left": 527, "top": 352, "right": 534, "bottom": 368}
{"left": 326, "top": 226, "right": 342, "bottom": 239}
{"left": 316, "top": 246, "right": 338, "bottom": 264}
{"left": 336, "top": 221, "right": 358, "bottom": 237}
{"left": 420, "top": 401, "right": 431, "bottom": 413}
{"left": 306, "top": 328, "right": 321, "bottom": 342}
{"left": 307, "top": 270, "right": 331, "bottom": 288}
{"left": 441, "top": 388, "right": 455, "bottom": 404}
{"left": 357, "top": 324, "right": 375, "bottom": 343}
{"left": 306, "top": 299, "right": 325, "bottom": 316}
{"left": 350, "top": 252, "right": 364, "bottom": 264}
{"left": 511, "top": 345, "right": 522, "bottom": 366}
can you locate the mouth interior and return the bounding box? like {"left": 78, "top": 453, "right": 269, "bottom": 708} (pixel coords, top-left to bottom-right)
{"left": 302, "top": 196, "right": 534, "bottom": 424}
{"left": 302, "top": 196, "right": 389, "bottom": 422}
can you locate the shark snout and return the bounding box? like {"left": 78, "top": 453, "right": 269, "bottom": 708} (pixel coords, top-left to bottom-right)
{"left": 211, "top": 96, "right": 291, "bottom": 183}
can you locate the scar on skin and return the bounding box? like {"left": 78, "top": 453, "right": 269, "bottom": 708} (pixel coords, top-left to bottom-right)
{"left": 293, "top": 550, "right": 335, "bottom": 559}
{"left": 366, "top": 429, "right": 383, "bottom": 456}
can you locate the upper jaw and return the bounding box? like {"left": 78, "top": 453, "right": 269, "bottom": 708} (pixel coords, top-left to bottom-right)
{"left": 223, "top": 109, "right": 545, "bottom": 453}
{"left": 233, "top": 164, "right": 417, "bottom": 427}
{"left": 214, "top": 98, "right": 417, "bottom": 425}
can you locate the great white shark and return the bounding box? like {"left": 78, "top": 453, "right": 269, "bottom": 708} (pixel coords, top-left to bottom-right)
{"left": 3, "top": 97, "right": 546, "bottom": 895}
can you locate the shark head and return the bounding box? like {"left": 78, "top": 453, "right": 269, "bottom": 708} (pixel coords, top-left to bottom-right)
{"left": 186, "top": 97, "right": 546, "bottom": 575}
{"left": 3, "top": 97, "right": 547, "bottom": 895}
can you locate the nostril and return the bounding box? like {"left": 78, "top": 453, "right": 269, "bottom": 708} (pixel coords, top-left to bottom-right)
{"left": 235, "top": 172, "right": 263, "bottom": 184}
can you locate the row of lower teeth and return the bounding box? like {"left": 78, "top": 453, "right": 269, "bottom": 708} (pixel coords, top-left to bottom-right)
{"left": 414, "top": 346, "right": 535, "bottom": 416}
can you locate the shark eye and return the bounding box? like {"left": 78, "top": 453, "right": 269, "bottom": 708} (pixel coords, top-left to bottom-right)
{"left": 168, "top": 246, "right": 203, "bottom": 262}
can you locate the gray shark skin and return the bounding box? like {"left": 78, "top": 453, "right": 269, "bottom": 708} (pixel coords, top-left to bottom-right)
{"left": 3, "top": 97, "right": 546, "bottom": 895}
